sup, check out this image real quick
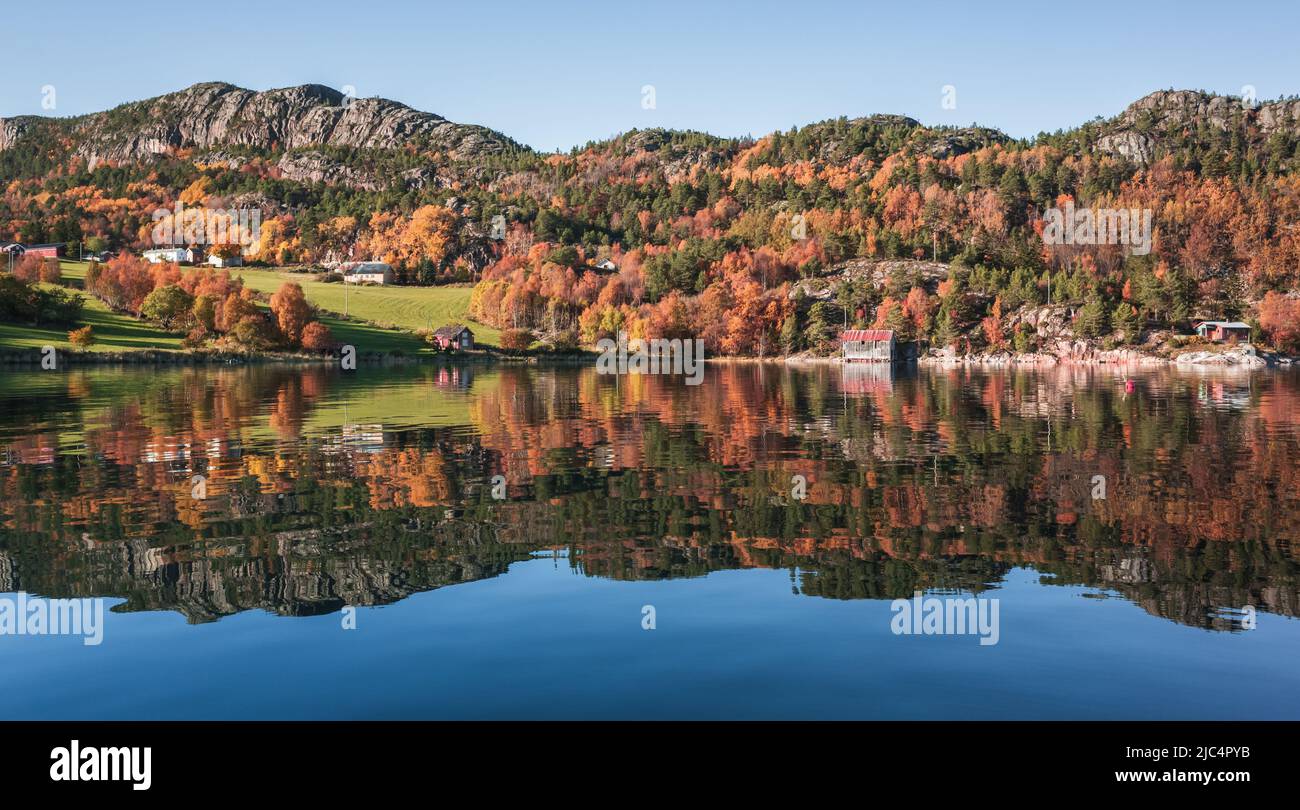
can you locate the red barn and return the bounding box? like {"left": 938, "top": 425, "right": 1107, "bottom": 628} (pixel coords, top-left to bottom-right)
{"left": 7, "top": 242, "right": 65, "bottom": 259}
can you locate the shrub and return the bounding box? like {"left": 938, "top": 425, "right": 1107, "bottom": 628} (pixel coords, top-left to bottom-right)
{"left": 38, "top": 258, "right": 61, "bottom": 284}
{"left": 68, "top": 325, "right": 96, "bottom": 348}
{"left": 0, "top": 276, "right": 85, "bottom": 326}
{"left": 1012, "top": 324, "right": 1035, "bottom": 354}
{"left": 300, "top": 321, "right": 334, "bottom": 352}
{"left": 181, "top": 327, "right": 209, "bottom": 349}
{"left": 228, "top": 315, "right": 278, "bottom": 351}
{"left": 38, "top": 287, "right": 84, "bottom": 325}
{"left": 0, "top": 275, "right": 37, "bottom": 321}
{"left": 500, "top": 328, "right": 534, "bottom": 352}
{"left": 548, "top": 328, "right": 580, "bottom": 352}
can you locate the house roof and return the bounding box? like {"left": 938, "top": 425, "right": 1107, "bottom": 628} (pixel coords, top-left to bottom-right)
{"left": 342, "top": 261, "right": 391, "bottom": 275}
{"left": 840, "top": 329, "right": 894, "bottom": 342}
{"left": 432, "top": 324, "right": 471, "bottom": 339}
{"left": 3, "top": 242, "right": 64, "bottom": 251}
{"left": 1195, "top": 321, "right": 1251, "bottom": 330}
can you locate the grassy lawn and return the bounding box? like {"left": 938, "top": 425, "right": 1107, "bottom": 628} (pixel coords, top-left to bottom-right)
{"left": 228, "top": 267, "right": 501, "bottom": 348}
{"left": 2, "top": 261, "right": 471, "bottom": 356}
{"left": 0, "top": 279, "right": 182, "bottom": 352}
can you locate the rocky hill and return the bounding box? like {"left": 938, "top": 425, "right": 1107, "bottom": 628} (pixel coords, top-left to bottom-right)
{"left": 1093, "top": 89, "right": 1300, "bottom": 164}
{"left": 7, "top": 83, "right": 1296, "bottom": 190}
{"left": 0, "top": 81, "right": 524, "bottom": 174}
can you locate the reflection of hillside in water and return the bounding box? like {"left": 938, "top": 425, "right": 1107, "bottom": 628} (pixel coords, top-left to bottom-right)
{"left": 0, "top": 362, "right": 1296, "bottom": 628}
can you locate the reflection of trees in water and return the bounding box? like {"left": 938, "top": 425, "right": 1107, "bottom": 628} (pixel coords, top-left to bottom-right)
{"left": 0, "top": 364, "right": 1296, "bottom": 628}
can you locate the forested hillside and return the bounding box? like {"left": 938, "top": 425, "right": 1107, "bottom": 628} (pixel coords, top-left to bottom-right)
{"left": 3, "top": 84, "right": 1298, "bottom": 356}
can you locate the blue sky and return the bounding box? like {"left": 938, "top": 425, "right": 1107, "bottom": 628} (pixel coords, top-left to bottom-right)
{"left": 3, "top": 0, "right": 1297, "bottom": 151}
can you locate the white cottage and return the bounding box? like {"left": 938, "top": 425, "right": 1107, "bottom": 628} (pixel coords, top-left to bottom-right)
{"left": 341, "top": 261, "right": 394, "bottom": 284}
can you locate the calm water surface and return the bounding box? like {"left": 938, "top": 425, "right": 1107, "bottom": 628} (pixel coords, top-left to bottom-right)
{"left": 0, "top": 362, "right": 1297, "bottom": 719}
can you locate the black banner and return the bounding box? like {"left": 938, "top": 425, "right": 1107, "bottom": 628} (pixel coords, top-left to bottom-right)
{"left": 2, "top": 721, "right": 1286, "bottom": 796}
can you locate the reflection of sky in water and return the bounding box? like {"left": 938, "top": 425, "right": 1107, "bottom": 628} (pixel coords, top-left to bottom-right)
{"left": 2, "top": 566, "right": 1296, "bottom": 720}
{"left": 0, "top": 364, "right": 1297, "bottom": 719}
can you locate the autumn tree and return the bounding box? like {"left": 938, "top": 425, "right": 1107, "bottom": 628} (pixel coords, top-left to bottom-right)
{"left": 39, "top": 258, "right": 61, "bottom": 283}
{"left": 1258, "top": 292, "right": 1300, "bottom": 353}
{"left": 270, "top": 282, "right": 312, "bottom": 346}
{"left": 141, "top": 284, "right": 195, "bottom": 329}
{"left": 300, "top": 321, "right": 334, "bottom": 352}
{"left": 13, "top": 254, "right": 45, "bottom": 283}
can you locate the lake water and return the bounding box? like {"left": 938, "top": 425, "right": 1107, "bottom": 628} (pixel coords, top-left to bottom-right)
{"left": 0, "top": 361, "right": 1297, "bottom": 719}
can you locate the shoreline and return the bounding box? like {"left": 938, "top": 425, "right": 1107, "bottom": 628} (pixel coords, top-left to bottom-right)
{"left": 0, "top": 348, "right": 505, "bottom": 367}
{"left": 1, "top": 345, "right": 1292, "bottom": 370}
{"left": 717, "top": 350, "right": 1293, "bottom": 369}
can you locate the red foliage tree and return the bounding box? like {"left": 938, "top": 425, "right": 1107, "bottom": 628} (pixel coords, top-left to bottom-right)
{"left": 1258, "top": 292, "right": 1300, "bottom": 353}
{"left": 299, "top": 321, "right": 333, "bottom": 352}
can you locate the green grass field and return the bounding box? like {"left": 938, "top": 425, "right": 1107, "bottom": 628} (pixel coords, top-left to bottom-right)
{"left": 1, "top": 261, "right": 492, "bottom": 355}
{"left": 229, "top": 267, "right": 501, "bottom": 348}
{"left": 0, "top": 274, "right": 182, "bottom": 352}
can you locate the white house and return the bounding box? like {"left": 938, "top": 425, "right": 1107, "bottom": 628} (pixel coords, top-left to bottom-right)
{"left": 340, "top": 261, "right": 394, "bottom": 284}
{"left": 207, "top": 254, "right": 243, "bottom": 268}
{"left": 143, "top": 247, "right": 196, "bottom": 264}
{"left": 595, "top": 258, "right": 617, "bottom": 272}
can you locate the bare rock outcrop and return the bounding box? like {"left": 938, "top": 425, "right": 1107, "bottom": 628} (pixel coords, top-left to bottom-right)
{"left": 1174, "top": 345, "right": 1267, "bottom": 367}
{"left": 1097, "top": 89, "right": 1300, "bottom": 165}
{"left": 0, "top": 117, "right": 33, "bottom": 151}
{"left": 1, "top": 82, "right": 520, "bottom": 170}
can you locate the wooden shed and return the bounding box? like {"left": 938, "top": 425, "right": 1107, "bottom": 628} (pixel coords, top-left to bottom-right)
{"left": 840, "top": 329, "right": 896, "bottom": 362}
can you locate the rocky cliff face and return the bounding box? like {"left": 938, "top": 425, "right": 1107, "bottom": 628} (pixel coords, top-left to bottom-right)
{"left": 0, "top": 81, "right": 520, "bottom": 169}
{"left": 1097, "top": 89, "right": 1300, "bottom": 164}
{"left": 0, "top": 117, "right": 33, "bottom": 151}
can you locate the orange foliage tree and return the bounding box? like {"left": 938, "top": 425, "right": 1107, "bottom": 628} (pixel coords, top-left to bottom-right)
{"left": 269, "top": 282, "right": 312, "bottom": 346}
{"left": 1258, "top": 292, "right": 1300, "bottom": 353}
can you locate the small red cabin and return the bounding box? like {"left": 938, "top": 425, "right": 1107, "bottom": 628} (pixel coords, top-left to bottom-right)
{"left": 431, "top": 325, "right": 474, "bottom": 351}
{"left": 1193, "top": 321, "right": 1251, "bottom": 343}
